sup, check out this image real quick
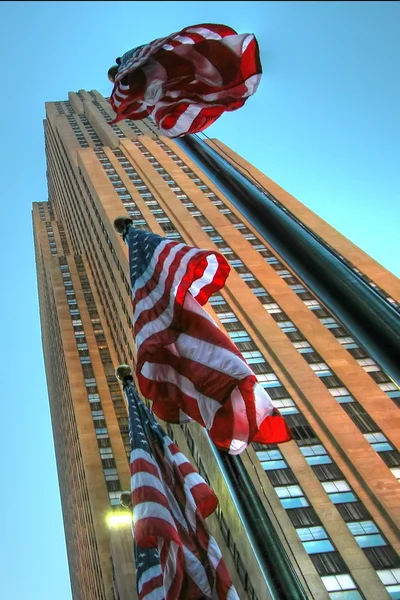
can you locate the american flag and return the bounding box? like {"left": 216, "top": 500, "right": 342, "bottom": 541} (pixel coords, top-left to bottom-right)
{"left": 110, "top": 23, "right": 262, "bottom": 137}
{"left": 125, "top": 379, "right": 239, "bottom": 600}
{"left": 126, "top": 225, "right": 292, "bottom": 455}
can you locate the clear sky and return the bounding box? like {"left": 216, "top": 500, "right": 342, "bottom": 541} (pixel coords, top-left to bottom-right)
{"left": 0, "top": 2, "right": 398, "bottom": 599}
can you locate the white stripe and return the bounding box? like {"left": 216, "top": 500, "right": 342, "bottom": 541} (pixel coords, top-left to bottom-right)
{"left": 162, "top": 43, "right": 174, "bottom": 51}
{"left": 184, "top": 292, "right": 216, "bottom": 324}
{"left": 163, "top": 540, "right": 180, "bottom": 595}
{"left": 135, "top": 247, "right": 200, "bottom": 349}
{"left": 254, "top": 383, "right": 274, "bottom": 426}
{"left": 227, "top": 586, "right": 241, "bottom": 600}
{"left": 157, "top": 103, "right": 203, "bottom": 137}
{"left": 134, "top": 501, "right": 177, "bottom": 530}
{"left": 184, "top": 26, "right": 222, "bottom": 40}
{"left": 137, "top": 565, "right": 163, "bottom": 594}
{"left": 245, "top": 73, "right": 262, "bottom": 97}
{"left": 141, "top": 585, "right": 165, "bottom": 600}
{"left": 188, "top": 254, "right": 218, "bottom": 298}
{"left": 172, "top": 45, "right": 223, "bottom": 86}
{"left": 141, "top": 361, "right": 221, "bottom": 429}
{"left": 133, "top": 238, "right": 173, "bottom": 297}
{"left": 174, "top": 334, "right": 253, "bottom": 379}
{"left": 173, "top": 35, "right": 196, "bottom": 45}
{"left": 164, "top": 485, "right": 188, "bottom": 531}
{"left": 182, "top": 546, "right": 213, "bottom": 596}
{"left": 228, "top": 387, "right": 250, "bottom": 454}
{"left": 168, "top": 450, "right": 190, "bottom": 467}
{"left": 220, "top": 33, "right": 253, "bottom": 57}
{"left": 207, "top": 535, "right": 223, "bottom": 568}
{"left": 131, "top": 448, "right": 160, "bottom": 470}
{"left": 207, "top": 537, "right": 240, "bottom": 599}
{"left": 131, "top": 472, "right": 166, "bottom": 498}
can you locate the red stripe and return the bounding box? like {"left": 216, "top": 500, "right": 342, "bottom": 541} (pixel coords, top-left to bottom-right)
{"left": 130, "top": 456, "right": 159, "bottom": 478}
{"left": 139, "top": 573, "right": 164, "bottom": 600}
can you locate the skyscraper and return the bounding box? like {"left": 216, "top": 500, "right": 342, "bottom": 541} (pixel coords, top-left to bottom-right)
{"left": 33, "top": 89, "right": 400, "bottom": 600}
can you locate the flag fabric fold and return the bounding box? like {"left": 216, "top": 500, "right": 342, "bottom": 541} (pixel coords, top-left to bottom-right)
{"left": 125, "top": 380, "right": 239, "bottom": 600}
{"left": 110, "top": 23, "right": 262, "bottom": 137}
{"left": 126, "top": 226, "right": 292, "bottom": 455}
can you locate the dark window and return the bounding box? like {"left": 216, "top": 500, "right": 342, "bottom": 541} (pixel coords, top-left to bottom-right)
{"left": 331, "top": 327, "right": 351, "bottom": 338}
{"left": 336, "top": 502, "right": 371, "bottom": 522}
{"left": 302, "top": 352, "right": 324, "bottom": 364}
{"left": 341, "top": 402, "right": 378, "bottom": 433}
{"left": 379, "top": 450, "right": 400, "bottom": 468}
{"left": 284, "top": 414, "right": 319, "bottom": 446}
{"left": 287, "top": 507, "right": 321, "bottom": 527}
{"left": 106, "top": 479, "right": 122, "bottom": 492}
{"left": 285, "top": 331, "right": 306, "bottom": 342}
{"left": 363, "top": 546, "right": 400, "bottom": 569}
{"left": 266, "top": 469, "right": 297, "bottom": 486}
{"left": 348, "top": 347, "right": 369, "bottom": 359}
{"left": 312, "top": 463, "right": 343, "bottom": 481}
{"left": 268, "top": 386, "right": 291, "bottom": 400}
{"left": 309, "top": 551, "right": 348, "bottom": 576}
{"left": 320, "top": 375, "right": 343, "bottom": 388}
{"left": 312, "top": 308, "right": 331, "bottom": 318}
{"left": 369, "top": 371, "right": 391, "bottom": 384}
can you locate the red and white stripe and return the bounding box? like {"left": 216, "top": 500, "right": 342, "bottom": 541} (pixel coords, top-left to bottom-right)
{"left": 131, "top": 435, "right": 239, "bottom": 599}
{"left": 110, "top": 23, "right": 262, "bottom": 137}
{"left": 131, "top": 236, "right": 292, "bottom": 454}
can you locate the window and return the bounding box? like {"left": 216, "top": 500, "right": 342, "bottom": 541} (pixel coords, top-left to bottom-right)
{"left": 320, "top": 317, "right": 339, "bottom": 327}
{"left": 293, "top": 341, "right": 314, "bottom": 354}
{"left": 322, "top": 481, "right": 356, "bottom": 504}
{"left": 264, "top": 303, "right": 282, "bottom": 314}
{"left": 108, "top": 491, "right": 122, "bottom": 506}
{"left": 357, "top": 358, "right": 380, "bottom": 372}
{"left": 228, "top": 330, "right": 251, "bottom": 343}
{"left": 80, "top": 356, "right": 91, "bottom": 364}
{"left": 240, "top": 273, "right": 255, "bottom": 281}
{"left": 304, "top": 299, "right": 322, "bottom": 310}
{"left": 364, "top": 432, "right": 392, "bottom": 452}
{"left": 217, "top": 312, "right": 238, "bottom": 323}
{"left": 256, "top": 449, "right": 287, "bottom": 470}
{"left": 310, "top": 362, "right": 333, "bottom": 377}
{"left": 377, "top": 568, "right": 400, "bottom": 587}
{"left": 347, "top": 521, "right": 386, "bottom": 548}
{"left": 390, "top": 468, "right": 400, "bottom": 481}
{"left": 300, "top": 445, "right": 332, "bottom": 466}
{"left": 277, "top": 320, "right": 297, "bottom": 333}
{"left": 275, "top": 485, "right": 309, "bottom": 509}
{"left": 329, "top": 387, "right": 354, "bottom": 404}
{"left": 321, "top": 574, "right": 360, "bottom": 597}
{"left": 270, "top": 397, "right": 299, "bottom": 415}
{"left": 297, "top": 526, "right": 334, "bottom": 554}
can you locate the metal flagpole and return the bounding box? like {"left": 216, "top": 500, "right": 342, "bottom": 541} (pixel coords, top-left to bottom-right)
{"left": 177, "top": 134, "right": 400, "bottom": 388}
{"left": 113, "top": 219, "right": 309, "bottom": 600}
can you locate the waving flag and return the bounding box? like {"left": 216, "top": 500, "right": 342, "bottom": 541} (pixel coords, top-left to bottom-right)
{"left": 124, "top": 379, "right": 239, "bottom": 600}
{"left": 109, "top": 23, "right": 262, "bottom": 137}
{"left": 123, "top": 223, "right": 292, "bottom": 455}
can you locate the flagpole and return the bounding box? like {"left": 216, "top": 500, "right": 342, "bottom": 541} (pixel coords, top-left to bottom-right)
{"left": 113, "top": 219, "right": 309, "bottom": 600}
{"left": 177, "top": 134, "right": 400, "bottom": 387}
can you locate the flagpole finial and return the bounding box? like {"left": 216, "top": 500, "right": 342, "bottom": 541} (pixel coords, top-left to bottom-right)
{"left": 120, "top": 491, "right": 133, "bottom": 509}
{"left": 113, "top": 216, "right": 133, "bottom": 237}
{"left": 116, "top": 364, "right": 133, "bottom": 382}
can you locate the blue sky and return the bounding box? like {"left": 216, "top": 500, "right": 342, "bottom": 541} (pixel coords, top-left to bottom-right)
{"left": 0, "top": 2, "right": 398, "bottom": 598}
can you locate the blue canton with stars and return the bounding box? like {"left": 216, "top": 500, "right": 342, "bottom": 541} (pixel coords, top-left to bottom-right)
{"left": 127, "top": 226, "right": 172, "bottom": 289}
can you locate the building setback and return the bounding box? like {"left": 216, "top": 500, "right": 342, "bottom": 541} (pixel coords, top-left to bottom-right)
{"left": 33, "top": 89, "right": 400, "bottom": 600}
